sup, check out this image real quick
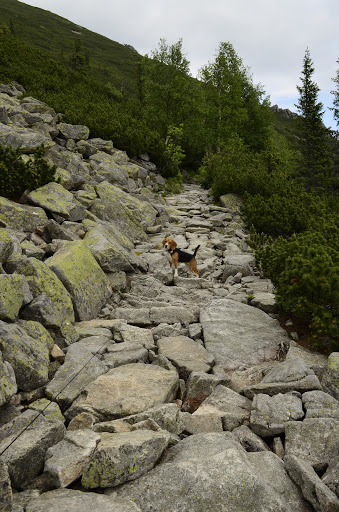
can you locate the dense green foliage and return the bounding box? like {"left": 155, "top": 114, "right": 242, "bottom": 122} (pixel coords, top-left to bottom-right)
{"left": 0, "top": 1, "right": 338, "bottom": 350}
{"left": 0, "top": 143, "right": 57, "bottom": 198}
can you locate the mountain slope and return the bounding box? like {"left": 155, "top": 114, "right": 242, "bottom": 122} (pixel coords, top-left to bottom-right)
{"left": 0, "top": 0, "right": 141, "bottom": 95}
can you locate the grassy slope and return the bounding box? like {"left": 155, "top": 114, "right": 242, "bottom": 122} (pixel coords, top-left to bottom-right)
{"left": 0, "top": 0, "right": 142, "bottom": 96}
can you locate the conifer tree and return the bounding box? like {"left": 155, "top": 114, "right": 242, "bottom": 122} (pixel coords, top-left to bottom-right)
{"left": 295, "top": 48, "right": 330, "bottom": 189}
{"left": 331, "top": 59, "right": 339, "bottom": 127}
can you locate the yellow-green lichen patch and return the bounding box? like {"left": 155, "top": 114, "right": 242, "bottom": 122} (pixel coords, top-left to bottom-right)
{"left": 0, "top": 197, "right": 48, "bottom": 232}
{"left": 0, "top": 274, "right": 25, "bottom": 321}
{"left": 16, "top": 258, "right": 75, "bottom": 324}
{"left": 45, "top": 240, "right": 109, "bottom": 321}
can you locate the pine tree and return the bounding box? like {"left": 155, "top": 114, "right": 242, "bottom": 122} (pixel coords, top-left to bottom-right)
{"left": 295, "top": 48, "right": 330, "bottom": 189}
{"left": 331, "top": 59, "right": 339, "bottom": 127}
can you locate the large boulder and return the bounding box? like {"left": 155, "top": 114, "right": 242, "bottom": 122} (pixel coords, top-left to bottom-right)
{"left": 84, "top": 224, "right": 139, "bottom": 272}
{"left": 46, "top": 240, "right": 109, "bottom": 321}
{"left": 0, "top": 354, "right": 17, "bottom": 406}
{"left": 0, "top": 197, "right": 48, "bottom": 232}
{"left": 57, "top": 122, "right": 89, "bottom": 141}
{"left": 89, "top": 151, "right": 129, "bottom": 186}
{"left": 89, "top": 182, "right": 156, "bottom": 242}
{"left": 200, "top": 299, "right": 288, "bottom": 371}
{"left": 111, "top": 432, "right": 313, "bottom": 512}
{"left": 0, "top": 274, "right": 25, "bottom": 321}
{"left": 66, "top": 363, "right": 179, "bottom": 421}
{"left": 16, "top": 257, "right": 75, "bottom": 324}
{"left": 0, "top": 320, "right": 53, "bottom": 391}
{"left": 27, "top": 182, "right": 85, "bottom": 221}
{"left": 82, "top": 429, "right": 170, "bottom": 488}
{"left": 0, "top": 123, "right": 54, "bottom": 152}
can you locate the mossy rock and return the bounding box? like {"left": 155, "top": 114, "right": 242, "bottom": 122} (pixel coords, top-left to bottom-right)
{"left": 0, "top": 197, "right": 48, "bottom": 232}
{"left": 16, "top": 257, "right": 75, "bottom": 324}
{"left": 46, "top": 240, "right": 109, "bottom": 321}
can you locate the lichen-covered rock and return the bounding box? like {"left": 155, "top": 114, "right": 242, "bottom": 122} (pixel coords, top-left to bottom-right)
{"left": 16, "top": 258, "right": 75, "bottom": 324}
{"left": 302, "top": 390, "right": 339, "bottom": 419}
{"left": 0, "top": 229, "right": 13, "bottom": 263}
{"left": 57, "top": 122, "right": 90, "bottom": 141}
{"left": 28, "top": 398, "right": 65, "bottom": 423}
{"left": 0, "top": 122, "right": 54, "bottom": 152}
{"left": 84, "top": 224, "right": 137, "bottom": 272}
{"left": 0, "top": 354, "right": 17, "bottom": 406}
{"left": 82, "top": 429, "right": 170, "bottom": 488}
{"left": 0, "top": 197, "right": 48, "bottom": 232}
{"left": 27, "top": 182, "right": 85, "bottom": 221}
{"left": 46, "top": 240, "right": 109, "bottom": 321}
{"left": 0, "top": 274, "right": 25, "bottom": 321}
{"left": 89, "top": 151, "right": 129, "bottom": 186}
{"left": 89, "top": 181, "right": 155, "bottom": 242}
{"left": 111, "top": 432, "right": 312, "bottom": 512}
{"left": 20, "top": 293, "right": 64, "bottom": 328}
{"left": 0, "top": 460, "right": 12, "bottom": 512}
{"left": 0, "top": 320, "right": 53, "bottom": 391}
{"left": 66, "top": 363, "right": 179, "bottom": 421}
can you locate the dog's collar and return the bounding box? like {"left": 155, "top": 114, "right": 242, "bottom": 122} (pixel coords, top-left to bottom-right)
{"left": 167, "top": 247, "right": 178, "bottom": 255}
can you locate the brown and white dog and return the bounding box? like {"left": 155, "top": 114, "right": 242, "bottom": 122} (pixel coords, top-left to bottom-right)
{"left": 162, "top": 237, "right": 200, "bottom": 278}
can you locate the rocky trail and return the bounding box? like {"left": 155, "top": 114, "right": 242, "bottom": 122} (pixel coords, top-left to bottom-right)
{"left": 0, "top": 82, "right": 338, "bottom": 512}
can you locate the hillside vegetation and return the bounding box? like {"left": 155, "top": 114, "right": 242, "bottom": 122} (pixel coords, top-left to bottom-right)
{"left": 0, "top": 0, "right": 338, "bottom": 350}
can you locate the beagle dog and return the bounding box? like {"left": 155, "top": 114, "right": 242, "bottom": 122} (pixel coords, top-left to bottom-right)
{"left": 162, "top": 237, "right": 200, "bottom": 278}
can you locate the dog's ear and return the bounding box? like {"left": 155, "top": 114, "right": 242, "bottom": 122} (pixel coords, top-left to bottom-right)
{"left": 169, "top": 239, "right": 177, "bottom": 249}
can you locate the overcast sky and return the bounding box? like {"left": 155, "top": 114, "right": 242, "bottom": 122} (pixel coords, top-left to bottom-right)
{"left": 21, "top": 0, "right": 339, "bottom": 129}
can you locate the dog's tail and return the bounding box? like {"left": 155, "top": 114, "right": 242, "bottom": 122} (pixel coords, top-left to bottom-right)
{"left": 193, "top": 245, "right": 200, "bottom": 257}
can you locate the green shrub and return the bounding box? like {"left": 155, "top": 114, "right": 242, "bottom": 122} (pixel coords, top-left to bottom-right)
{"left": 0, "top": 143, "right": 57, "bottom": 199}
{"left": 252, "top": 226, "right": 339, "bottom": 350}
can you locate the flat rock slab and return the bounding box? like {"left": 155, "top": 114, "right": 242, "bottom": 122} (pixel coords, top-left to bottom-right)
{"left": 111, "top": 432, "right": 312, "bottom": 512}
{"left": 67, "top": 363, "right": 179, "bottom": 421}
{"left": 25, "top": 488, "right": 141, "bottom": 512}
{"left": 157, "top": 336, "right": 213, "bottom": 379}
{"left": 200, "top": 299, "right": 288, "bottom": 371}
